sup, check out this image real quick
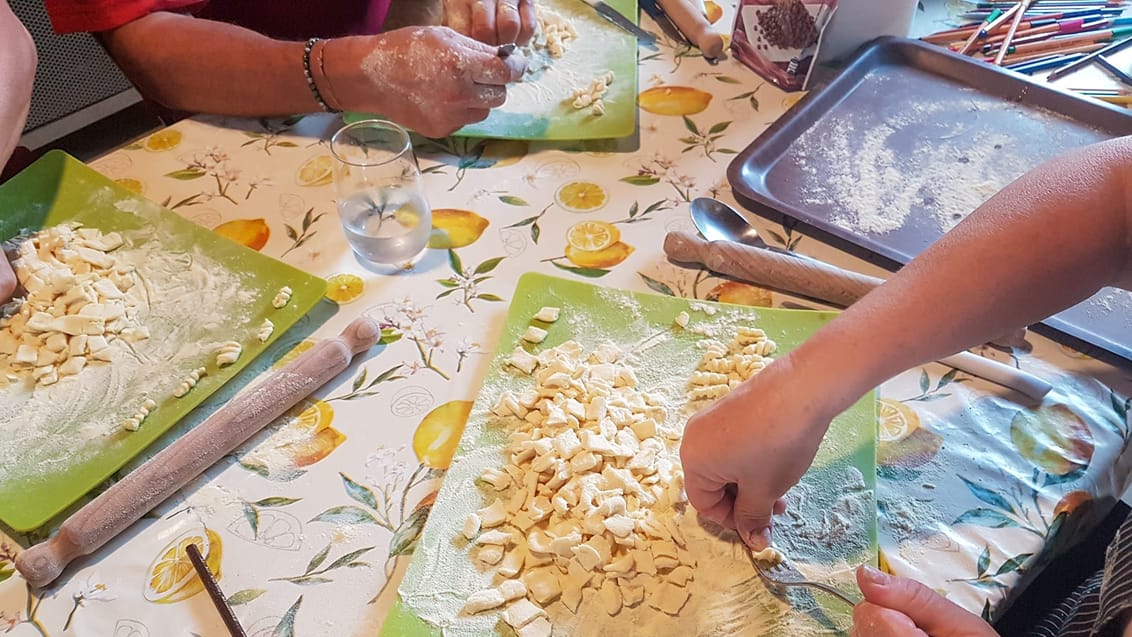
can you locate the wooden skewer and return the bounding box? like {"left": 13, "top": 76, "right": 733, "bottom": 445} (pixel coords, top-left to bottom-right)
{"left": 186, "top": 543, "right": 248, "bottom": 637}
{"left": 15, "top": 317, "right": 382, "bottom": 588}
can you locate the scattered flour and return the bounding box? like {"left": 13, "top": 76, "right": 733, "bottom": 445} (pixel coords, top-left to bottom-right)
{"left": 0, "top": 223, "right": 258, "bottom": 489}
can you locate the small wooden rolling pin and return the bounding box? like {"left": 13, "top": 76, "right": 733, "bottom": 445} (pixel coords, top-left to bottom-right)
{"left": 664, "top": 231, "right": 1052, "bottom": 401}
{"left": 16, "top": 317, "right": 381, "bottom": 589}
{"left": 656, "top": 0, "right": 725, "bottom": 59}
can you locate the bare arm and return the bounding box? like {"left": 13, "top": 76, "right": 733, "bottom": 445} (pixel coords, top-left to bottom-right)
{"left": 681, "top": 136, "right": 1132, "bottom": 550}
{"left": 0, "top": 0, "right": 36, "bottom": 166}
{"left": 99, "top": 12, "right": 526, "bottom": 137}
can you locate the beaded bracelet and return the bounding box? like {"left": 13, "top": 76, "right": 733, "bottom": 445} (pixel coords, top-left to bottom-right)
{"left": 302, "top": 37, "right": 339, "bottom": 113}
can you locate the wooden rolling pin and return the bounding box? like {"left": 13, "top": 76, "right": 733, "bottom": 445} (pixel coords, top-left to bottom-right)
{"left": 665, "top": 231, "right": 1052, "bottom": 401}
{"left": 665, "top": 230, "right": 884, "bottom": 307}
{"left": 16, "top": 317, "right": 381, "bottom": 589}
{"left": 656, "top": 0, "right": 724, "bottom": 59}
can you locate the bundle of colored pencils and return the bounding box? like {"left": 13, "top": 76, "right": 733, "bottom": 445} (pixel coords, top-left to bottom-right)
{"left": 921, "top": 0, "right": 1132, "bottom": 80}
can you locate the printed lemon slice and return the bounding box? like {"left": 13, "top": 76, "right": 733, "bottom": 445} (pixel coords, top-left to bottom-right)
{"left": 704, "top": 0, "right": 723, "bottom": 23}
{"left": 638, "top": 86, "right": 712, "bottom": 116}
{"left": 214, "top": 218, "right": 270, "bottom": 251}
{"left": 555, "top": 181, "right": 608, "bottom": 213}
{"left": 144, "top": 528, "right": 223, "bottom": 603}
{"left": 296, "top": 155, "right": 334, "bottom": 187}
{"left": 566, "top": 220, "right": 620, "bottom": 253}
{"left": 325, "top": 273, "right": 365, "bottom": 304}
{"left": 877, "top": 398, "right": 919, "bottom": 443}
{"left": 143, "top": 129, "right": 183, "bottom": 152}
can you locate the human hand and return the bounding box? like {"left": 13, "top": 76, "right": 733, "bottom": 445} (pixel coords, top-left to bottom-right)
{"left": 443, "top": 0, "right": 538, "bottom": 46}
{"left": 853, "top": 566, "right": 999, "bottom": 637}
{"left": 679, "top": 354, "right": 842, "bottom": 549}
{"left": 0, "top": 256, "right": 14, "bottom": 303}
{"left": 328, "top": 27, "right": 526, "bottom": 138}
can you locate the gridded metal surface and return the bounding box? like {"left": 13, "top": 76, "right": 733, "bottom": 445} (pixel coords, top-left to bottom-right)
{"left": 12, "top": 0, "right": 134, "bottom": 132}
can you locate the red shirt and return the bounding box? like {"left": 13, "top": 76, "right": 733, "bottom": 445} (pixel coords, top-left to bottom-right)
{"left": 46, "top": 0, "right": 391, "bottom": 37}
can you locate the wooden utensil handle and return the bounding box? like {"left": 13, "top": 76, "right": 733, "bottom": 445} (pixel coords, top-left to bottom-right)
{"left": 655, "top": 0, "right": 724, "bottom": 58}
{"left": 664, "top": 231, "right": 883, "bottom": 307}
{"left": 16, "top": 317, "right": 381, "bottom": 589}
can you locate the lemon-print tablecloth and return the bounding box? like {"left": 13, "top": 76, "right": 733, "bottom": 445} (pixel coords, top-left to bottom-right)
{"left": 4, "top": 4, "right": 1132, "bottom": 635}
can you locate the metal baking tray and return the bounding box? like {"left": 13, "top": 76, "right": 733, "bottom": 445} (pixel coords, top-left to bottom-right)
{"left": 728, "top": 36, "right": 1132, "bottom": 364}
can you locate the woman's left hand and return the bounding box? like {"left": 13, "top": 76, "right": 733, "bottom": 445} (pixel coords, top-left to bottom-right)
{"left": 443, "top": 0, "right": 538, "bottom": 46}
{"left": 853, "top": 566, "right": 1000, "bottom": 637}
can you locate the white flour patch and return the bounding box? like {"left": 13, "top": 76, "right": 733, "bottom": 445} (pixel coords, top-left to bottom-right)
{"left": 0, "top": 227, "right": 257, "bottom": 488}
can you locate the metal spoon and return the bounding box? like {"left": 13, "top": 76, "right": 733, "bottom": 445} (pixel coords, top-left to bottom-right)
{"left": 690, "top": 197, "right": 812, "bottom": 261}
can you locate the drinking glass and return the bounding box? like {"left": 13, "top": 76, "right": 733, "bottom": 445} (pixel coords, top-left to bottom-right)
{"left": 330, "top": 119, "right": 432, "bottom": 265}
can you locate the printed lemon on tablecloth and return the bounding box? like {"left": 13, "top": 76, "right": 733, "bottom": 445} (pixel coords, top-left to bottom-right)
{"left": 213, "top": 218, "right": 270, "bottom": 251}
{"left": 707, "top": 280, "right": 773, "bottom": 307}
{"left": 272, "top": 339, "right": 317, "bottom": 369}
{"left": 114, "top": 177, "right": 145, "bottom": 194}
{"left": 144, "top": 527, "right": 222, "bottom": 603}
{"left": 143, "top": 129, "right": 183, "bottom": 152}
{"left": 325, "top": 273, "right": 366, "bottom": 304}
{"left": 876, "top": 398, "right": 943, "bottom": 471}
{"left": 555, "top": 181, "right": 608, "bottom": 212}
{"left": 428, "top": 209, "right": 490, "bottom": 249}
{"left": 563, "top": 220, "right": 634, "bottom": 269}
{"left": 296, "top": 155, "right": 334, "bottom": 187}
{"left": 480, "top": 139, "right": 530, "bottom": 168}
{"left": 638, "top": 86, "right": 713, "bottom": 116}
{"left": 1011, "top": 403, "right": 1094, "bottom": 477}
{"left": 413, "top": 400, "right": 473, "bottom": 470}
{"left": 704, "top": 0, "right": 723, "bottom": 23}
{"left": 239, "top": 399, "right": 346, "bottom": 480}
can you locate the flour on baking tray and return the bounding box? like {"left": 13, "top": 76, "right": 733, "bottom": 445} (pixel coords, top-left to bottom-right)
{"left": 789, "top": 76, "right": 1107, "bottom": 236}
{"left": 0, "top": 223, "right": 257, "bottom": 486}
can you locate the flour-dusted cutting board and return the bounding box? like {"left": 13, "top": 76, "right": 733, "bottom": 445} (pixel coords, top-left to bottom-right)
{"left": 381, "top": 273, "right": 876, "bottom": 636}
{"left": 346, "top": 0, "right": 640, "bottom": 140}
{"left": 0, "top": 151, "right": 327, "bottom": 531}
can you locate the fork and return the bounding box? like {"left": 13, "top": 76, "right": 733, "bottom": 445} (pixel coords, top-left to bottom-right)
{"left": 745, "top": 546, "right": 861, "bottom": 607}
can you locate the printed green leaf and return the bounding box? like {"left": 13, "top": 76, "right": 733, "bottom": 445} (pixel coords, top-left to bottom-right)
{"left": 919, "top": 370, "right": 930, "bottom": 394}
{"left": 379, "top": 328, "right": 403, "bottom": 345}
{"left": 309, "top": 506, "right": 379, "bottom": 526}
{"left": 620, "top": 176, "right": 661, "bottom": 186}
{"left": 971, "top": 579, "right": 1008, "bottom": 591}
{"left": 638, "top": 273, "right": 675, "bottom": 297}
{"left": 448, "top": 250, "right": 464, "bottom": 274}
{"left": 165, "top": 168, "right": 207, "bottom": 180}
{"left": 682, "top": 115, "right": 699, "bottom": 135}
{"left": 708, "top": 121, "right": 732, "bottom": 135}
{"left": 437, "top": 288, "right": 459, "bottom": 299}
{"left": 227, "top": 588, "right": 267, "bottom": 606}
{"left": 284, "top": 225, "right": 299, "bottom": 241}
{"left": 326, "top": 546, "right": 376, "bottom": 571}
{"left": 715, "top": 76, "right": 742, "bottom": 84}
{"left": 717, "top": 149, "right": 739, "bottom": 154}
{"left": 341, "top": 473, "right": 379, "bottom": 510}
{"left": 994, "top": 553, "right": 1033, "bottom": 576}
{"left": 981, "top": 599, "right": 992, "bottom": 621}
{"left": 436, "top": 279, "right": 461, "bottom": 288}
{"left": 936, "top": 368, "right": 959, "bottom": 390}
{"left": 352, "top": 368, "right": 368, "bottom": 392}
{"left": 959, "top": 476, "right": 1016, "bottom": 514}
{"left": 1042, "top": 468, "right": 1087, "bottom": 487}
{"left": 506, "top": 215, "right": 541, "bottom": 228}
{"left": 499, "top": 196, "right": 528, "bottom": 206}
{"left": 272, "top": 596, "right": 303, "bottom": 637}
{"left": 551, "top": 262, "right": 610, "bottom": 278}
{"left": 953, "top": 508, "right": 1018, "bottom": 528}
{"left": 474, "top": 256, "right": 505, "bottom": 275}
{"left": 976, "top": 546, "right": 991, "bottom": 578}
{"left": 531, "top": 223, "right": 541, "bottom": 244}
{"left": 373, "top": 364, "right": 405, "bottom": 384}
{"left": 749, "top": 96, "right": 760, "bottom": 111}
{"left": 390, "top": 502, "right": 433, "bottom": 556}
{"left": 276, "top": 141, "right": 299, "bottom": 148}
{"left": 242, "top": 502, "right": 259, "bottom": 538}
{"left": 254, "top": 497, "right": 300, "bottom": 508}
{"left": 477, "top": 294, "right": 504, "bottom": 302}
{"left": 0, "top": 565, "right": 13, "bottom": 584}
{"left": 306, "top": 544, "right": 332, "bottom": 574}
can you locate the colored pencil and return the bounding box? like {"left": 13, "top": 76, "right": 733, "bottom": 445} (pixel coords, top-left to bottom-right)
{"left": 1007, "top": 52, "right": 1086, "bottom": 71}
{"left": 1094, "top": 54, "right": 1132, "bottom": 84}
{"left": 1047, "top": 34, "right": 1132, "bottom": 78}
{"left": 958, "top": 9, "right": 1006, "bottom": 53}
{"left": 995, "top": 41, "right": 1105, "bottom": 64}
{"left": 1004, "top": 26, "right": 1132, "bottom": 57}
{"left": 996, "top": 0, "right": 1035, "bottom": 64}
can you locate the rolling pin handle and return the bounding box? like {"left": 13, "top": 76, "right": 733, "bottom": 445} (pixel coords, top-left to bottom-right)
{"left": 16, "top": 532, "right": 79, "bottom": 589}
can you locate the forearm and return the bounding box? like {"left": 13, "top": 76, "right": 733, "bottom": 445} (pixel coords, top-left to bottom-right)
{"left": 99, "top": 12, "right": 321, "bottom": 116}
{"left": 0, "top": 1, "right": 36, "bottom": 165}
{"left": 792, "top": 137, "right": 1132, "bottom": 413}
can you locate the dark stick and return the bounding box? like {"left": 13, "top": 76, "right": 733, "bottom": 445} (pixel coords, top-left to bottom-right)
{"left": 186, "top": 543, "right": 248, "bottom": 637}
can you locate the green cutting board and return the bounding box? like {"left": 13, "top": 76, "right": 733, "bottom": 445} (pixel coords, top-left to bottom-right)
{"left": 0, "top": 151, "right": 326, "bottom": 531}
{"left": 345, "top": 0, "right": 640, "bottom": 140}
{"left": 382, "top": 272, "right": 876, "bottom": 636}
